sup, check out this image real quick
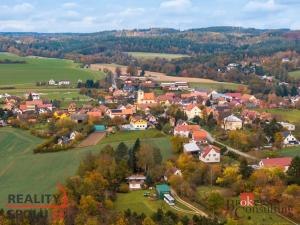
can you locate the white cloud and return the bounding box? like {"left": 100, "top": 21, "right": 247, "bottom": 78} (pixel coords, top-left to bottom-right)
{"left": 13, "top": 3, "right": 34, "bottom": 13}
{"left": 0, "top": 3, "right": 34, "bottom": 14}
{"left": 160, "top": 0, "right": 192, "bottom": 10}
{"left": 244, "top": 0, "right": 283, "bottom": 12}
{"left": 62, "top": 2, "right": 78, "bottom": 9}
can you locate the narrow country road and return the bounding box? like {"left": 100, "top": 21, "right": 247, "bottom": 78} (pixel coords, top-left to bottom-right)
{"left": 206, "top": 132, "right": 258, "bottom": 161}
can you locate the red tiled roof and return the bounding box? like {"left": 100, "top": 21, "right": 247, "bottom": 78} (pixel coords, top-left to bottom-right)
{"left": 261, "top": 157, "right": 292, "bottom": 168}
{"left": 174, "top": 125, "right": 200, "bottom": 132}
{"left": 201, "top": 145, "right": 221, "bottom": 158}
{"left": 185, "top": 104, "right": 199, "bottom": 111}
{"left": 143, "top": 92, "right": 155, "bottom": 100}
{"left": 225, "top": 93, "right": 242, "bottom": 99}
{"left": 192, "top": 130, "right": 207, "bottom": 141}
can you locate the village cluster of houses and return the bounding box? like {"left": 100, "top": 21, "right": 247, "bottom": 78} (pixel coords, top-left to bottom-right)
{"left": 48, "top": 79, "right": 71, "bottom": 86}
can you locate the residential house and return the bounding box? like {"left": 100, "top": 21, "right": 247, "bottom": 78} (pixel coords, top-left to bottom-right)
{"left": 222, "top": 115, "right": 243, "bottom": 130}
{"left": 278, "top": 122, "right": 295, "bottom": 131}
{"left": 126, "top": 175, "right": 146, "bottom": 190}
{"left": 241, "top": 94, "right": 257, "bottom": 103}
{"left": 70, "top": 113, "right": 88, "bottom": 123}
{"left": 29, "top": 92, "right": 40, "bottom": 100}
{"left": 130, "top": 118, "right": 148, "bottom": 130}
{"left": 259, "top": 157, "right": 292, "bottom": 172}
{"left": 106, "top": 106, "right": 134, "bottom": 118}
{"left": 282, "top": 132, "right": 299, "bottom": 146}
{"left": 58, "top": 80, "right": 70, "bottom": 86}
{"left": 225, "top": 93, "right": 242, "bottom": 100}
{"left": 174, "top": 124, "right": 201, "bottom": 137}
{"left": 87, "top": 108, "right": 102, "bottom": 119}
{"left": 192, "top": 129, "right": 208, "bottom": 144}
{"left": 48, "top": 79, "right": 56, "bottom": 85}
{"left": 68, "top": 103, "right": 77, "bottom": 114}
{"left": 184, "top": 104, "right": 202, "bottom": 120}
{"left": 19, "top": 100, "right": 53, "bottom": 112}
{"left": 199, "top": 145, "right": 221, "bottom": 163}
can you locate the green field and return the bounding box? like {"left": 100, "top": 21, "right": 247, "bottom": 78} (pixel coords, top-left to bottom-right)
{"left": 255, "top": 109, "right": 300, "bottom": 123}
{"left": 125, "top": 52, "right": 190, "bottom": 60}
{"left": 2, "top": 88, "right": 94, "bottom": 108}
{"left": 0, "top": 53, "right": 105, "bottom": 86}
{"left": 189, "top": 82, "right": 246, "bottom": 91}
{"left": 289, "top": 70, "right": 300, "bottom": 79}
{"left": 278, "top": 146, "right": 300, "bottom": 158}
{"left": 0, "top": 128, "right": 173, "bottom": 207}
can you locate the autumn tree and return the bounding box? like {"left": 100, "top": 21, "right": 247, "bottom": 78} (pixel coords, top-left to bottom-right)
{"left": 287, "top": 156, "right": 300, "bottom": 184}
{"left": 207, "top": 192, "right": 224, "bottom": 217}
{"left": 127, "top": 64, "right": 138, "bottom": 76}
{"left": 171, "top": 135, "right": 189, "bottom": 154}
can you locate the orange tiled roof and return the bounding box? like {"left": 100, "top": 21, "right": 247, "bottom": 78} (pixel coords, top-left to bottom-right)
{"left": 192, "top": 130, "right": 207, "bottom": 141}
{"left": 143, "top": 92, "right": 155, "bottom": 100}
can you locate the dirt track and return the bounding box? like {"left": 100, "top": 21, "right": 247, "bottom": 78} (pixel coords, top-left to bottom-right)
{"left": 90, "top": 64, "right": 217, "bottom": 84}
{"left": 78, "top": 132, "right": 106, "bottom": 147}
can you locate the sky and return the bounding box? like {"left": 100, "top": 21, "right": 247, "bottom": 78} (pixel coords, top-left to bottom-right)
{"left": 0, "top": 0, "right": 299, "bottom": 33}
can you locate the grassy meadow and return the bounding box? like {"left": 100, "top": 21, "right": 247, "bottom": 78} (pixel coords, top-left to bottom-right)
{"left": 0, "top": 53, "right": 105, "bottom": 86}
{"left": 289, "top": 70, "right": 300, "bottom": 79}
{"left": 125, "top": 52, "right": 190, "bottom": 60}
{"left": 0, "top": 128, "right": 174, "bottom": 207}
{"left": 2, "top": 88, "right": 94, "bottom": 108}
{"left": 277, "top": 146, "right": 300, "bottom": 158}
{"left": 190, "top": 82, "right": 245, "bottom": 91}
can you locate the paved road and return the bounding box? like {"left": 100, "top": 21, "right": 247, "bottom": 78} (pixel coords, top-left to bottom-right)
{"left": 207, "top": 132, "right": 258, "bottom": 161}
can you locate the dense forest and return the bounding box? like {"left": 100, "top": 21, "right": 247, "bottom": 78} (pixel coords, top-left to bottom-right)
{"left": 1, "top": 27, "right": 300, "bottom": 88}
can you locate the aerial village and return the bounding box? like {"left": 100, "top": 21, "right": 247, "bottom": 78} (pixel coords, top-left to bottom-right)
{"left": 1, "top": 65, "right": 300, "bottom": 220}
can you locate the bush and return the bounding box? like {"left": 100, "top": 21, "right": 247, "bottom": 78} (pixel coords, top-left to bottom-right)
{"left": 118, "top": 183, "right": 129, "bottom": 193}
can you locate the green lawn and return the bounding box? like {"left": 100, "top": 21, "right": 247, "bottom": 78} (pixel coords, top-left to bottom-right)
{"left": 115, "top": 190, "right": 168, "bottom": 215}
{"left": 255, "top": 109, "right": 300, "bottom": 123}
{"left": 189, "top": 82, "right": 246, "bottom": 91}
{"left": 101, "top": 129, "right": 166, "bottom": 144}
{"left": 115, "top": 190, "right": 190, "bottom": 216}
{"left": 289, "top": 70, "right": 300, "bottom": 79}
{"left": 0, "top": 53, "right": 105, "bottom": 86}
{"left": 125, "top": 52, "right": 190, "bottom": 60}
{"left": 0, "top": 128, "right": 174, "bottom": 208}
{"left": 277, "top": 146, "right": 300, "bottom": 158}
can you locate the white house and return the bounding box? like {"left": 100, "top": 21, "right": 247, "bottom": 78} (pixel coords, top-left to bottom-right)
{"left": 48, "top": 79, "right": 56, "bottom": 85}
{"left": 173, "top": 124, "right": 200, "bottom": 137}
{"left": 278, "top": 122, "right": 295, "bottom": 131}
{"left": 58, "top": 80, "right": 71, "bottom": 86}
{"left": 222, "top": 115, "right": 243, "bottom": 131}
{"left": 130, "top": 119, "right": 148, "bottom": 130}
{"left": 29, "top": 92, "right": 40, "bottom": 100}
{"left": 282, "top": 132, "right": 299, "bottom": 146}
{"left": 199, "top": 145, "right": 221, "bottom": 163}
{"left": 126, "top": 175, "right": 146, "bottom": 190}
{"left": 184, "top": 104, "right": 202, "bottom": 120}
